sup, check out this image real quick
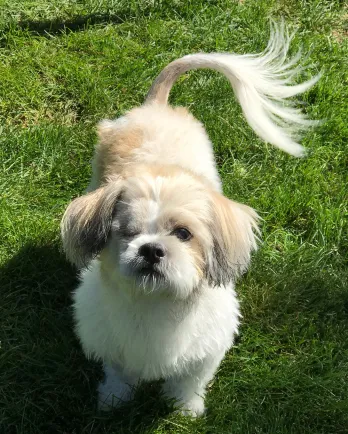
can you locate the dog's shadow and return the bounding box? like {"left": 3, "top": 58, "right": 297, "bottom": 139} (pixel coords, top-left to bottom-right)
{"left": 0, "top": 241, "right": 175, "bottom": 434}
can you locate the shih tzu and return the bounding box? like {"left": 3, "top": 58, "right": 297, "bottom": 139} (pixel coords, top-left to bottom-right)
{"left": 61, "top": 24, "right": 319, "bottom": 416}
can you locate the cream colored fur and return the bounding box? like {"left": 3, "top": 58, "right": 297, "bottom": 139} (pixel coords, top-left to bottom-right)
{"left": 61, "top": 23, "right": 319, "bottom": 416}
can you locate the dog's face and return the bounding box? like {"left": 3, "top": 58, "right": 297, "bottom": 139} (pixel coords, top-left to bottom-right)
{"left": 108, "top": 170, "right": 213, "bottom": 299}
{"left": 61, "top": 165, "right": 258, "bottom": 299}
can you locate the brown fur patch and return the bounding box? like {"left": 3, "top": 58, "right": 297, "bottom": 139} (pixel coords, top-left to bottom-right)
{"left": 146, "top": 58, "right": 192, "bottom": 104}
{"left": 94, "top": 121, "right": 144, "bottom": 185}
{"left": 188, "top": 238, "right": 205, "bottom": 280}
{"left": 207, "top": 191, "right": 259, "bottom": 284}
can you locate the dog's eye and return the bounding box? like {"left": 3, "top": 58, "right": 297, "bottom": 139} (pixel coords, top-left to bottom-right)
{"left": 125, "top": 232, "right": 139, "bottom": 238}
{"left": 172, "top": 227, "right": 192, "bottom": 241}
{"left": 120, "top": 227, "right": 140, "bottom": 238}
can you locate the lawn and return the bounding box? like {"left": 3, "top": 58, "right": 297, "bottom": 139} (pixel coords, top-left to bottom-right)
{"left": 0, "top": 1, "right": 347, "bottom": 433}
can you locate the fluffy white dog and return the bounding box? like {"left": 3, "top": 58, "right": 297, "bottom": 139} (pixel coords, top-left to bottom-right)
{"left": 61, "top": 24, "right": 319, "bottom": 416}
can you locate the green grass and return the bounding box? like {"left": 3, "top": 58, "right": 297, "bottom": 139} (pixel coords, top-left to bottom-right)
{"left": 1, "top": 1, "right": 347, "bottom": 433}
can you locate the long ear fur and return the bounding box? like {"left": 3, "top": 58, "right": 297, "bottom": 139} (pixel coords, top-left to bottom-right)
{"left": 207, "top": 193, "right": 260, "bottom": 286}
{"left": 60, "top": 178, "right": 123, "bottom": 268}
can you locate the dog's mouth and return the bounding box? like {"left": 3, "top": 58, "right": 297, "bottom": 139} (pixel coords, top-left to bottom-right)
{"left": 137, "top": 265, "right": 163, "bottom": 279}
{"left": 121, "top": 259, "right": 166, "bottom": 288}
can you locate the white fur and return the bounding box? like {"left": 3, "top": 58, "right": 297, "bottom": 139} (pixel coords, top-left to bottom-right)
{"left": 74, "top": 260, "right": 240, "bottom": 415}
{"left": 119, "top": 233, "right": 199, "bottom": 298}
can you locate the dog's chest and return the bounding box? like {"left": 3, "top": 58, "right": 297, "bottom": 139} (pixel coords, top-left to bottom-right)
{"left": 74, "top": 265, "right": 239, "bottom": 380}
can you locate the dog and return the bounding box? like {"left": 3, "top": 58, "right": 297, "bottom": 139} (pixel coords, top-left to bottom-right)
{"left": 61, "top": 23, "right": 319, "bottom": 416}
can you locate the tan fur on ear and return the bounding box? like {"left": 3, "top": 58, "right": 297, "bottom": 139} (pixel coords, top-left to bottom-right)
{"left": 207, "top": 192, "right": 260, "bottom": 285}
{"left": 61, "top": 177, "right": 123, "bottom": 267}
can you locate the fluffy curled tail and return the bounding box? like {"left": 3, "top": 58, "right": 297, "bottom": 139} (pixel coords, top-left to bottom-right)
{"left": 145, "top": 23, "right": 321, "bottom": 157}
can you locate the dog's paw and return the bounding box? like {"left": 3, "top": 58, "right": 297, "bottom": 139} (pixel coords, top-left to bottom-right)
{"left": 179, "top": 396, "right": 206, "bottom": 418}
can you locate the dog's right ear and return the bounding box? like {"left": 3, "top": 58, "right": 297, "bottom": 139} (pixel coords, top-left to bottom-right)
{"left": 206, "top": 192, "right": 260, "bottom": 286}
{"left": 60, "top": 177, "right": 123, "bottom": 268}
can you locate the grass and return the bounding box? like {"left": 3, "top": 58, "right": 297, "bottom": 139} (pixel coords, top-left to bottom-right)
{"left": 0, "top": 1, "right": 347, "bottom": 433}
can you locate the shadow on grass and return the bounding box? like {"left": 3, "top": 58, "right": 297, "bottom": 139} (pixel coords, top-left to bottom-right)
{"left": 250, "top": 252, "right": 348, "bottom": 329}
{"left": 17, "top": 12, "right": 129, "bottom": 36}
{"left": 2, "top": 242, "right": 347, "bottom": 433}
{"left": 1, "top": 5, "right": 156, "bottom": 41}
{"left": 0, "top": 242, "right": 173, "bottom": 434}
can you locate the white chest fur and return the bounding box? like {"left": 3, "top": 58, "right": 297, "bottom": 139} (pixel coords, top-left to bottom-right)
{"left": 73, "top": 260, "right": 240, "bottom": 381}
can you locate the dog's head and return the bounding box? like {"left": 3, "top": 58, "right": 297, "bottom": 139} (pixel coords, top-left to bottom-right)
{"left": 61, "top": 165, "right": 259, "bottom": 299}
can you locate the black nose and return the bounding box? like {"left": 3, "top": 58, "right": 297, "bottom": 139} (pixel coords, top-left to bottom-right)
{"left": 138, "top": 243, "right": 165, "bottom": 264}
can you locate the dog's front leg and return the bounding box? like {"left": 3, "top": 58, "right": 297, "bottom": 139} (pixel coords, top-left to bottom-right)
{"left": 162, "top": 351, "right": 225, "bottom": 417}
{"left": 98, "top": 364, "right": 138, "bottom": 411}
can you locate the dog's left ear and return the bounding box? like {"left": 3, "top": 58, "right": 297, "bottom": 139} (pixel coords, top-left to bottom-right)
{"left": 207, "top": 192, "right": 259, "bottom": 286}
{"left": 61, "top": 177, "right": 123, "bottom": 268}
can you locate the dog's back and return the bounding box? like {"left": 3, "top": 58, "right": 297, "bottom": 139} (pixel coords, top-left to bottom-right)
{"left": 88, "top": 104, "right": 221, "bottom": 192}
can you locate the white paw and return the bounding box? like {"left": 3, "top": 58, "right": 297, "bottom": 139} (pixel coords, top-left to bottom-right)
{"left": 179, "top": 395, "right": 206, "bottom": 417}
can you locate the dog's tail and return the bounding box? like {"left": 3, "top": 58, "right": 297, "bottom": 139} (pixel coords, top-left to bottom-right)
{"left": 145, "top": 23, "right": 320, "bottom": 157}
